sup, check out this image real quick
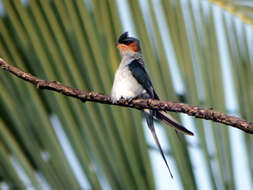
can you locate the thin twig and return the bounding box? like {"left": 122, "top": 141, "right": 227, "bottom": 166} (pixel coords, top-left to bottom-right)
{"left": 1, "top": 58, "right": 253, "bottom": 134}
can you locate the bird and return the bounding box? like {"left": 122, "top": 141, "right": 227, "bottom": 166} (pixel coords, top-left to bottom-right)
{"left": 111, "top": 32, "right": 194, "bottom": 178}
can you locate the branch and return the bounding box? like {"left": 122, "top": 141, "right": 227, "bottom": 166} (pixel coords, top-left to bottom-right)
{"left": 1, "top": 58, "right": 253, "bottom": 134}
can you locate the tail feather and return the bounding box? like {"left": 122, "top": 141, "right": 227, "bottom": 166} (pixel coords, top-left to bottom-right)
{"left": 144, "top": 110, "right": 173, "bottom": 178}
{"left": 155, "top": 111, "right": 194, "bottom": 136}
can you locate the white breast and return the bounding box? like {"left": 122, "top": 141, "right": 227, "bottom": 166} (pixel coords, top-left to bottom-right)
{"left": 111, "top": 65, "right": 145, "bottom": 102}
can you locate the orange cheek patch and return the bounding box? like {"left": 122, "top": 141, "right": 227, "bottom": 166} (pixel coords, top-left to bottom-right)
{"left": 117, "top": 42, "right": 139, "bottom": 52}
{"left": 128, "top": 42, "right": 139, "bottom": 52}
{"left": 117, "top": 44, "right": 129, "bottom": 52}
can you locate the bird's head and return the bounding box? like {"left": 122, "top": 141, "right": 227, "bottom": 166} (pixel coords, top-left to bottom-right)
{"left": 117, "top": 32, "right": 141, "bottom": 56}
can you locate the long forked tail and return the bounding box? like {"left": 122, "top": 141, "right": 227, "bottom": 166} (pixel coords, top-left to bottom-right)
{"left": 155, "top": 111, "right": 194, "bottom": 136}
{"left": 144, "top": 110, "right": 173, "bottom": 178}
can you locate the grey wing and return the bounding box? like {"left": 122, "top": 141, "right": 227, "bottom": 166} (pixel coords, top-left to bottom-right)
{"left": 128, "top": 60, "right": 194, "bottom": 136}
{"left": 128, "top": 59, "right": 159, "bottom": 99}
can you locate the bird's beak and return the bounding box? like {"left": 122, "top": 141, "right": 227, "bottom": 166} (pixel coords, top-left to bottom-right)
{"left": 117, "top": 43, "right": 123, "bottom": 50}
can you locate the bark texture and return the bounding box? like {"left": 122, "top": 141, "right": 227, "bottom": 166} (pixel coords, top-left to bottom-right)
{"left": 1, "top": 58, "right": 252, "bottom": 134}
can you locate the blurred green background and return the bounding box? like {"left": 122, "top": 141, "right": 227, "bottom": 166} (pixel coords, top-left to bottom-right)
{"left": 0, "top": 0, "right": 252, "bottom": 189}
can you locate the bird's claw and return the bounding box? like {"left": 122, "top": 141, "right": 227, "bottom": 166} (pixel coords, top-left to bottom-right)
{"left": 126, "top": 97, "right": 133, "bottom": 104}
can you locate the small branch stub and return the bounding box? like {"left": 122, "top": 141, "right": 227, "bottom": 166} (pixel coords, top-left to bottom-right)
{"left": 1, "top": 57, "right": 253, "bottom": 134}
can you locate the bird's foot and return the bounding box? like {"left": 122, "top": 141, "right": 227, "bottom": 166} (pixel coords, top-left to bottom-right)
{"left": 111, "top": 96, "right": 119, "bottom": 104}
{"left": 125, "top": 97, "right": 134, "bottom": 104}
